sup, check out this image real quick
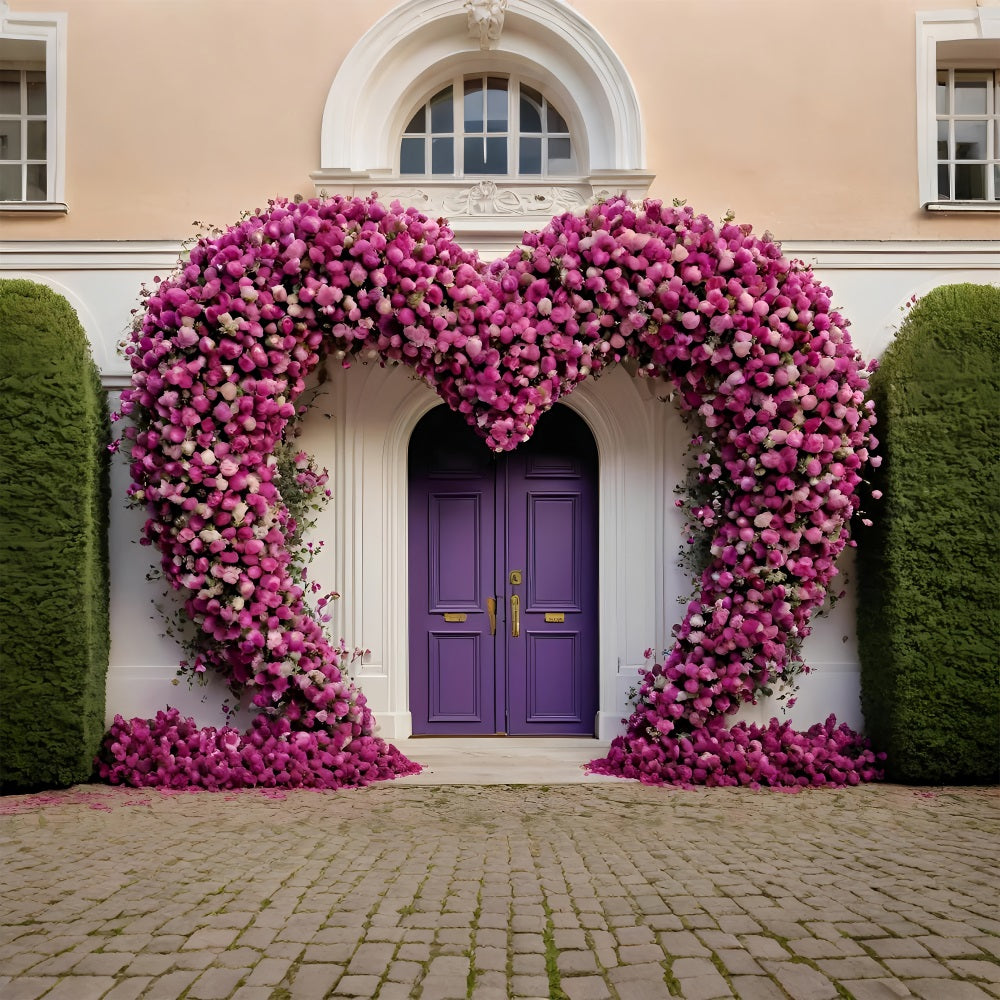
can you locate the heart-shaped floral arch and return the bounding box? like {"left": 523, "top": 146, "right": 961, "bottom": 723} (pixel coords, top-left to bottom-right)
{"left": 99, "top": 194, "right": 884, "bottom": 789}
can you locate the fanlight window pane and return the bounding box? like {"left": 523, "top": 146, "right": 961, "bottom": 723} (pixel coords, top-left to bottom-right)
{"left": 486, "top": 77, "right": 507, "bottom": 132}
{"left": 400, "top": 136, "right": 424, "bottom": 174}
{"left": 520, "top": 85, "right": 543, "bottom": 132}
{"left": 465, "top": 135, "right": 506, "bottom": 174}
{"left": 399, "top": 76, "right": 576, "bottom": 178}
{"left": 546, "top": 104, "right": 569, "bottom": 134}
{"left": 464, "top": 78, "right": 483, "bottom": 132}
{"left": 405, "top": 106, "right": 425, "bottom": 134}
{"left": 430, "top": 87, "right": 453, "bottom": 132}
{"left": 431, "top": 136, "right": 454, "bottom": 173}
{"left": 520, "top": 136, "right": 542, "bottom": 174}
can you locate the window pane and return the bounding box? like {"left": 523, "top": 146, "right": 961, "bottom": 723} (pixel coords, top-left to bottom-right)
{"left": 547, "top": 137, "right": 574, "bottom": 174}
{"left": 27, "top": 120, "right": 46, "bottom": 160}
{"left": 0, "top": 163, "right": 21, "bottom": 200}
{"left": 936, "top": 71, "right": 948, "bottom": 115}
{"left": 400, "top": 136, "right": 424, "bottom": 174}
{"left": 955, "top": 162, "right": 986, "bottom": 199}
{"left": 937, "top": 163, "right": 951, "bottom": 200}
{"left": 520, "top": 86, "right": 543, "bottom": 132}
{"left": 0, "top": 70, "right": 19, "bottom": 115}
{"left": 954, "top": 74, "right": 988, "bottom": 115}
{"left": 26, "top": 71, "right": 45, "bottom": 115}
{"left": 405, "top": 106, "right": 426, "bottom": 134}
{"left": 464, "top": 78, "right": 483, "bottom": 132}
{"left": 430, "top": 86, "right": 453, "bottom": 132}
{"left": 994, "top": 165, "right": 999, "bottom": 201}
{"left": 431, "top": 136, "right": 453, "bottom": 173}
{"left": 955, "top": 120, "right": 987, "bottom": 160}
{"left": 520, "top": 136, "right": 542, "bottom": 173}
{"left": 464, "top": 135, "right": 506, "bottom": 173}
{"left": 26, "top": 162, "right": 45, "bottom": 200}
{"left": 486, "top": 77, "right": 507, "bottom": 132}
{"left": 546, "top": 103, "right": 569, "bottom": 133}
{"left": 0, "top": 120, "right": 21, "bottom": 160}
{"left": 937, "top": 120, "right": 949, "bottom": 159}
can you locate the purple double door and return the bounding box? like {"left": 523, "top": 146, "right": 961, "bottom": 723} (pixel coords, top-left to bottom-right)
{"left": 408, "top": 404, "right": 599, "bottom": 735}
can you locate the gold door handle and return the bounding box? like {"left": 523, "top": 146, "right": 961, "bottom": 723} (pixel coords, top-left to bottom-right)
{"left": 487, "top": 597, "right": 497, "bottom": 636}
{"left": 510, "top": 594, "right": 520, "bottom": 638}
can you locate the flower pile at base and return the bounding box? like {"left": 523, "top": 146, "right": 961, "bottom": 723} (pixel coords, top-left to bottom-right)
{"left": 105, "top": 193, "right": 883, "bottom": 790}
{"left": 588, "top": 715, "right": 883, "bottom": 788}
{"left": 98, "top": 708, "right": 419, "bottom": 790}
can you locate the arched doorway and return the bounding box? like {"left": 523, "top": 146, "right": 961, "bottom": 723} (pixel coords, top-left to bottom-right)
{"left": 408, "top": 403, "right": 599, "bottom": 735}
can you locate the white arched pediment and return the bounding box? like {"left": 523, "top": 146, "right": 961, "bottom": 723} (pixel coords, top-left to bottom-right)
{"left": 311, "top": 0, "right": 653, "bottom": 252}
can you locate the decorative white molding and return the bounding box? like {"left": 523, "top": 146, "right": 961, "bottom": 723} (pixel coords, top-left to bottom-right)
{"left": 924, "top": 200, "right": 1000, "bottom": 213}
{"left": 0, "top": 2, "right": 67, "bottom": 207}
{"left": 465, "top": 0, "right": 508, "bottom": 50}
{"left": 0, "top": 240, "right": 183, "bottom": 269}
{"left": 780, "top": 239, "right": 1000, "bottom": 270}
{"left": 0, "top": 201, "right": 67, "bottom": 215}
{"left": 6, "top": 238, "right": 999, "bottom": 271}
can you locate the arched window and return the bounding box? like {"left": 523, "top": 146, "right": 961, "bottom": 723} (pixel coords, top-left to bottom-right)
{"left": 312, "top": 0, "right": 652, "bottom": 248}
{"left": 399, "top": 75, "right": 576, "bottom": 177}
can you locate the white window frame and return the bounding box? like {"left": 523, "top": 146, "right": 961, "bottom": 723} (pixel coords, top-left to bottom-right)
{"left": 399, "top": 73, "right": 576, "bottom": 179}
{"left": 934, "top": 67, "right": 999, "bottom": 201}
{"left": 917, "top": 8, "right": 1000, "bottom": 212}
{"left": 0, "top": 1, "right": 66, "bottom": 213}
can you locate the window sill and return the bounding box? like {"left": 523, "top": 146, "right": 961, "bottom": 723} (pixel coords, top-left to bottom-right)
{"left": 0, "top": 202, "right": 68, "bottom": 216}
{"left": 923, "top": 201, "right": 1000, "bottom": 214}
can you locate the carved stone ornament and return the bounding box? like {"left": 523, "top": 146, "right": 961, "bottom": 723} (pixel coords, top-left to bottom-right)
{"left": 376, "top": 181, "right": 588, "bottom": 218}
{"left": 465, "top": 0, "right": 508, "bottom": 50}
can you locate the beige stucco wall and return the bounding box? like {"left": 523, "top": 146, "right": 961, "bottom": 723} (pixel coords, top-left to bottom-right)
{"left": 3, "top": 0, "right": 996, "bottom": 241}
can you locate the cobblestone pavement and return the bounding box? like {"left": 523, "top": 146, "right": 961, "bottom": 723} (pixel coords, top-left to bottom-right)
{"left": 1, "top": 781, "right": 998, "bottom": 1000}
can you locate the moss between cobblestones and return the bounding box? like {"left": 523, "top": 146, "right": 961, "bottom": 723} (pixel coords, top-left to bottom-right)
{"left": 662, "top": 958, "right": 682, "bottom": 996}
{"left": 0, "top": 278, "right": 111, "bottom": 791}
{"left": 857, "top": 282, "right": 1000, "bottom": 784}
{"left": 541, "top": 898, "right": 568, "bottom": 1000}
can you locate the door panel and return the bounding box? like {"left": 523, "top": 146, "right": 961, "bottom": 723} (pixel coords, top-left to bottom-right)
{"left": 427, "top": 494, "right": 484, "bottom": 611}
{"left": 525, "top": 493, "right": 583, "bottom": 611}
{"left": 523, "top": 631, "right": 582, "bottom": 723}
{"left": 427, "top": 631, "right": 485, "bottom": 723}
{"left": 409, "top": 404, "right": 598, "bottom": 736}
{"left": 409, "top": 408, "right": 498, "bottom": 735}
{"left": 505, "top": 406, "right": 599, "bottom": 735}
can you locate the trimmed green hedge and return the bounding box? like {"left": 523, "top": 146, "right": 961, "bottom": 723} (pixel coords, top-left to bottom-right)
{"left": 857, "top": 283, "right": 1000, "bottom": 784}
{"left": 0, "top": 279, "right": 111, "bottom": 791}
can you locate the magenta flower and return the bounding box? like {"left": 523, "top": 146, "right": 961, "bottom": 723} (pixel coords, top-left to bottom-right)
{"left": 105, "top": 194, "right": 880, "bottom": 790}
